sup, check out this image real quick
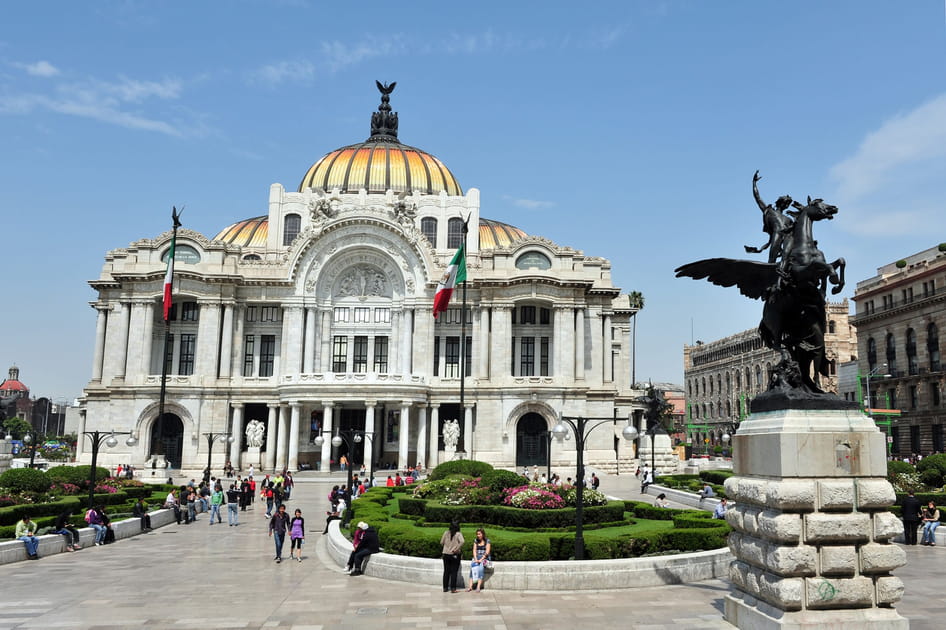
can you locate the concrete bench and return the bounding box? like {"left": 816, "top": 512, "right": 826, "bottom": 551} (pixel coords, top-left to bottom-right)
{"left": 323, "top": 520, "right": 731, "bottom": 590}
{"left": 644, "top": 483, "right": 726, "bottom": 512}
{"left": 0, "top": 507, "right": 178, "bottom": 565}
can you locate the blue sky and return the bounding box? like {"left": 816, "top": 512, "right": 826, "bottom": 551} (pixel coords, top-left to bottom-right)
{"left": 1, "top": 1, "right": 944, "bottom": 402}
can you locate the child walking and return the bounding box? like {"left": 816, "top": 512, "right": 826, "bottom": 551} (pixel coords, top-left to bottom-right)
{"left": 289, "top": 508, "right": 305, "bottom": 562}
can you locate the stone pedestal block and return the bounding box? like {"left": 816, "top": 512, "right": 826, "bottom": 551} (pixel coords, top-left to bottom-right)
{"left": 638, "top": 432, "right": 677, "bottom": 474}
{"left": 243, "top": 447, "right": 262, "bottom": 469}
{"left": 723, "top": 408, "right": 907, "bottom": 629}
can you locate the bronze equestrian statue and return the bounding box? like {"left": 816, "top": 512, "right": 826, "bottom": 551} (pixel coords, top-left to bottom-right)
{"left": 675, "top": 173, "right": 852, "bottom": 412}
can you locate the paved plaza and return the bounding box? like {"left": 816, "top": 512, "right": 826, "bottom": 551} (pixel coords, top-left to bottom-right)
{"left": 0, "top": 475, "right": 938, "bottom": 629}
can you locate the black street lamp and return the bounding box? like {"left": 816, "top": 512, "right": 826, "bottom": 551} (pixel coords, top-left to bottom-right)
{"left": 719, "top": 421, "right": 740, "bottom": 456}
{"left": 640, "top": 385, "right": 670, "bottom": 474}
{"left": 23, "top": 432, "right": 41, "bottom": 469}
{"left": 83, "top": 430, "right": 136, "bottom": 508}
{"left": 202, "top": 432, "right": 234, "bottom": 484}
{"left": 353, "top": 431, "right": 376, "bottom": 487}
{"left": 313, "top": 428, "right": 357, "bottom": 505}
{"left": 552, "top": 414, "right": 637, "bottom": 560}
{"left": 539, "top": 431, "right": 567, "bottom": 482}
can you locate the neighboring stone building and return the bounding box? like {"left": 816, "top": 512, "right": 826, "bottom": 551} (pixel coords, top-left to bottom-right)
{"left": 0, "top": 366, "right": 30, "bottom": 423}
{"left": 78, "top": 85, "right": 646, "bottom": 475}
{"left": 682, "top": 300, "right": 856, "bottom": 445}
{"left": 851, "top": 244, "right": 946, "bottom": 455}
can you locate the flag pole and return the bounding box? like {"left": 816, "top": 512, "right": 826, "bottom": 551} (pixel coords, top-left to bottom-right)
{"left": 155, "top": 206, "right": 182, "bottom": 465}
{"left": 459, "top": 216, "right": 469, "bottom": 459}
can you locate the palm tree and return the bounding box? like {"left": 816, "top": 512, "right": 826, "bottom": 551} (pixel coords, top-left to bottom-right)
{"left": 629, "top": 292, "right": 644, "bottom": 386}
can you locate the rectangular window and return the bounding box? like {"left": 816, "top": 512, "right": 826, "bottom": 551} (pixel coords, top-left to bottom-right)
{"left": 511, "top": 336, "right": 516, "bottom": 376}
{"left": 164, "top": 333, "right": 174, "bottom": 374}
{"left": 374, "top": 307, "right": 390, "bottom": 323}
{"left": 245, "top": 306, "right": 258, "bottom": 322}
{"left": 910, "top": 385, "right": 918, "bottom": 409}
{"left": 354, "top": 307, "right": 370, "bottom": 323}
{"left": 934, "top": 424, "right": 944, "bottom": 453}
{"left": 374, "top": 336, "right": 388, "bottom": 372}
{"left": 178, "top": 333, "right": 196, "bottom": 375}
{"left": 445, "top": 336, "right": 460, "bottom": 378}
{"left": 181, "top": 302, "right": 199, "bottom": 322}
{"left": 260, "top": 306, "right": 282, "bottom": 322}
{"left": 887, "top": 389, "right": 897, "bottom": 410}
{"left": 243, "top": 335, "right": 255, "bottom": 377}
{"left": 353, "top": 336, "right": 368, "bottom": 373}
{"left": 891, "top": 426, "right": 900, "bottom": 454}
{"left": 433, "top": 337, "right": 440, "bottom": 376}
{"left": 910, "top": 425, "right": 921, "bottom": 453}
{"left": 259, "top": 335, "right": 276, "bottom": 377}
{"left": 540, "top": 308, "right": 550, "bottom": 325}
{"left": 520, "top": 306, "right": 536, "bottom": 324}
{"left": 332, "top": 336, "right": 348, "bottom": 372}
{"left": 520, "top": 337, "right": 535, "bottom": 376}
{"left": 465, "top": 335, "right": 472, "bottom": 377}
{"left": 333, "top": 307, "right": 350, "bottom": 323}
{"left": 540, "top": 337, "right": 550, "bottom": 376}
{"left": 933, "top": 382, "right": 941, "bottom": 406}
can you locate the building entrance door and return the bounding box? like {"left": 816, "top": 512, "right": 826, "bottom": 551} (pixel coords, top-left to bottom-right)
{"left": 150, "top": 414, "right": 184, "bottom": 468}
{"left": 515, "top": 412, "right": 547, "bottom": 468}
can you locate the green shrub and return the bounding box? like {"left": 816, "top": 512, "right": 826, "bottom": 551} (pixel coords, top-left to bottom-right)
{"left": 917, "top": 453, "right": 946, "bottom": 477}
{"left": 397, "top": 497, "right": 426, "bottom": 516}
{"left": 672, "top": 512, "right": 730, "bottom": 530}
{"left": 887, "top": 460, "right": 915, "bottom": 476}
{"left": 699, "top": 470, "right": 733, "bottom": 485}
{"left": 414, "top": 500, "right": 626, "bottom": 529}
{"left": 428, "top": 460, "right": 495, "bottom": 481}
{"left": 0, "top": 468, "right": 51, "bottom": 493}
{"left": 632, "top": 504, "right": 687, "bottom": 521}
{"left": 919, "top": 469, "right": 944, "bottom": 488}
{"left": 46, "top": 465, "right": 110, "bottom": 487}
{"left": 656, "top": 528, "right": 728, "bottom": 551}
{"left": 481, "top": 469, "right": 527, "bottom": 494}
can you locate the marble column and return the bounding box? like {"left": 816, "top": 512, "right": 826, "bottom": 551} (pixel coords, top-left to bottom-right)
{"left": 140, "top": 302, "right": 155, "bottom": 377}
{"left": 319, "top": 309, "right": 332, "bottom": 372}
{"left": 219, "top": 304, "right": 234, "bottom": 379}
{"left": 283, "top": 306, "right": 304, "bottom": 376}
{"left": 463, "top": 403, "right": 474, "bottom": 459}
{"left": 603, "top": 313, "right": 613, "bottom": 383}
{"left": 113, "top": 302, "right": 130, "bottom": 380}
{"left": 231, "top": 305, "right": 245, "bottom": 378}
{"left": 229, "top": 403, "right": 244, "bottom": 469}
{"left": 303, "top": 307, "right": 317, "bottom": 373}
{"left": 91, "top": 306, "right": 108, "bottom": 381}
{"left": 428, "top": 404, "right": 440, "bottom": 468}
{"left": 288, "top": 402, "right": 301, "bottom": 471}
{"left": 490, "top": 306, "right": 511, "bottom": 379}
{"left": 265, "top": 404, "right": 278, "bottom": 472}
{"left": 575, "top": 306, "right": 586, "bottom": 380}
{"left": 401, "top": 308, "right": 413, "bottom": 374}
{"left": 195, "top": 302, "right": 221, "bottom": 378}
{"left": 364, "top": 401, "right": 376, "bottom": 473}
{"left": 275, "top": 405, "right": 289, "bottom": 472}
{"left": 416, "top": 404, "right": 428, "bottom": 469}
{"left": 320, "top": 402, "right": 334, "bottom": 472}
{"left": 398, "top": 401, "right": 411, "bottom": 470}
{"left": 478, "top": 307, "right": 490, "bottom": 378}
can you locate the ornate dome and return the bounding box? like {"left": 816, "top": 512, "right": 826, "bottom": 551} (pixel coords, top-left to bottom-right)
{"left": 213, "top": 216, "right": 526, "bottom": 251}
{"left": 298, "top": 81, "right": 461, "bottom": 196}
{"left": 0, "top": 365, "right": 28, "bottom": 396}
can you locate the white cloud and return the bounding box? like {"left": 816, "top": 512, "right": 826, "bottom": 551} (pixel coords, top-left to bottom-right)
{"left": 14, "top": 60, "right": 60, "bottom": 77}
{"left": 503, "top": 195, "right": 555, "bottom": 210}
{"left": 0, "top": 74, "right": 187, "bottom": 136}
{"left": 248, "top": 60, "right": 315, "bottom": 86}
{"left": 830, "top": 93, "right": 946, "bottom": 202}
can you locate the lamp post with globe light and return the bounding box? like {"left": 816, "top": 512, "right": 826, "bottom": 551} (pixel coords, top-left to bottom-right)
{"left": 83, "top": 431, "right": 137, "bottom": 508}
{"left": 313, "top": 428, "right": 369, "bottom": 504}
{"left": 202, "top": 432, "right": 234, "bottom": 484}
{"left": 23, "top": 432, "right": 42, "bottom": 469}
{"left": 552, "top": 414, "right": 637, "bottom": 560}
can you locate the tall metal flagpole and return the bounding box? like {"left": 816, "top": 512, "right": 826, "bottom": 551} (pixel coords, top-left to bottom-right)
{"left": 155, "top": 207, "right": 182, "bottom": 464}
{"left": 459, "top": 216, "right": 469, "bottom": 458}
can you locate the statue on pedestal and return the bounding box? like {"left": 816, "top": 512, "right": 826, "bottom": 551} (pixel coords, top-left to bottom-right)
{"left": 245, "top": 420, "right": 265, "bottom": 448}
{"left": 442, "top": 419, "right": 460, "bottom": 453}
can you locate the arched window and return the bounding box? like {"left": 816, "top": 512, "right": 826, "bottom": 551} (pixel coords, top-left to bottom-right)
{"left": 726, "top": 372, "right": 731, "bottom": 393}
{"left": 709, "top": 376, "right": 714, "bottom": 396}
{"left": 867, "top": 337, "right": 877, "bottom": 372}
{"left": 725, "top": 400, "right": 732, "bottom": 418}
{"left": 421, "top": 217, "right": 438, "bottom": 247}
{"left": 717, "top": 374, "right": 722, "bottom": 394}
{"left": 516, "top": 251, "right": 552, "bottom": 270}
{"left": 886, "top": 333, "right": 898, "bottom": 375}
{"left": 243, "top": 254, "right": 261, "bottom": 261}
{"left": 283, "top": 213, "right": 301, "bottom": 246}
{"left": 702, "top": 377, "right": 706, "bottom": 396}
{"left": 745, "top": 367, "right": 750, "bottom": 390}
{"left": 735, "top": 370, "right": 741, "bottom": 392}
{"left": 447, "top": 217, "right": 464, "bottom": 249}
{"left": 755, "top": 365, "right": 763, "bottom": 389}
{"left": 717, "top": 402, "right": 723, "bottom": 418}
{"left": 906, "top": 328, "right": 918, "bottom": 375}
{"left": 929, "top": 323, "right": 941, "bottom": 372}
{"left": 828, "top": 320, "right": 836, "bottom": 334}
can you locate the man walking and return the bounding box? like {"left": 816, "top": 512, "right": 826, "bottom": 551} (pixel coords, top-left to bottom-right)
{"left": 209, "top": 484, "right": 224, "bottom": 525}
{"left": 901, "top": 490, "right": 922, "bottom": 545}
{"left": 226, "top": 483, "right": 241, "bottom": 526}
{"left": 269, "top": 504, "right": 290, "bottom": 563}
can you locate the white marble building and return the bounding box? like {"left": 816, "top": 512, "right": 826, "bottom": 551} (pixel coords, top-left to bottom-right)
{"left": 78, "top": 86, "right": 645, "bottom": 475}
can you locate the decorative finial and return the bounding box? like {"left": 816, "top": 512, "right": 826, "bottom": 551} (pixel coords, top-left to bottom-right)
{"left": 369, "top": 80, "right": 399, "bottom": 142}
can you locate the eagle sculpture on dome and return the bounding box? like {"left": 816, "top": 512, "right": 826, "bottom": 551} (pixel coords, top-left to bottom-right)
{"left": 376, "top": 80, "right": 396, "bottom": 96}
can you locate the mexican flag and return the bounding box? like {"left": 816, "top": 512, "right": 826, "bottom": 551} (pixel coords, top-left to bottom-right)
{"left": 433, "top": 243, "right": 466, "bottom": 318}
{"left": 163, "top": 234, "right": 176, "bottom": 321}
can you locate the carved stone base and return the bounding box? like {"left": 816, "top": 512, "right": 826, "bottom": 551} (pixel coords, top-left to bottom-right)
{"left": 723, "top": 408, "right": 907, "bottom": 629}
{"left": 243, "top": 447, "right": 262, "bottom": 469}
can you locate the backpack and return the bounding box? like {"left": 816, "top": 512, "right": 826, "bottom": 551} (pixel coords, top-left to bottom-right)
{"left": 85, "top": 509, "right": 94, "bottom": 524}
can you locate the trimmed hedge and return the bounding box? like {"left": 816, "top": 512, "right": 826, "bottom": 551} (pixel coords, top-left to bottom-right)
{"left": 46, "top": 465, "right": 111, "bottom": 487}
{"left": 428, "top": 460, "right": 495, "bottom": 481}
{"left": 0, "top": 468, "right": 51, "bottom": 493}
{"left": 398, "top": 498, "right": 627, "bottom": 529}
{"left": 672, "top": 512, "right": 730, "bottom": 530}
{"left": 699, "top": 470, "right": 733, "bottom": 485}
{"left": 887, "top": 460, "right": 915, "bottom": 476}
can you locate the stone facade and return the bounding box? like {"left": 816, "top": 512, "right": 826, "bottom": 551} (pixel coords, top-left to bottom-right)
{"left": 682, "top": 301, "right": 857, "bottom": 445}
{"left": 78, "top": 90, "right": 647, "bottom": 476}
{"left": 851, "top": 244, "right": 946, "bottom": 456}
